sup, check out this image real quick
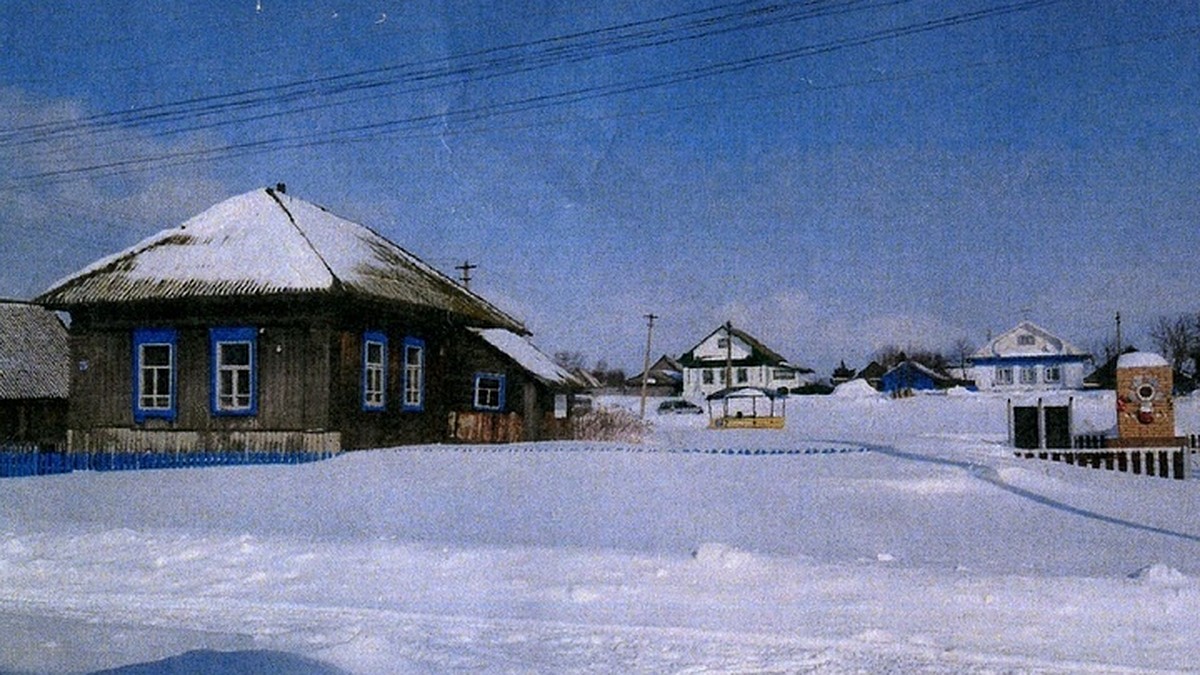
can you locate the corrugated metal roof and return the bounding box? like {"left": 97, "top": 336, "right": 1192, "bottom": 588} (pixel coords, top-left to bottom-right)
{"left": 36, "top": 188, "right": 526, "bottom": 333}
{"left": 0, "top": 301, "right": 69, "bottom": 400}
{"left": 470, "top": 328, "right": 581, "bottom": 388}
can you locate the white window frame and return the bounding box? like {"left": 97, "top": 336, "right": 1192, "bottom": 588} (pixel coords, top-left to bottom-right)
{"left": 473, "top": 373, "right": 505, "bottom": 411}
{"left": 211, "top": 327, "right": 256, "bottom": 416}
{"left": 402, "top": 337, "right": 425, "bottom": 412}
{"left": 362, "top": 332, "right": 387, "bottom": 411}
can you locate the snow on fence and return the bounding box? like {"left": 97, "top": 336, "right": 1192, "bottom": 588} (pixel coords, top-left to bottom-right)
{"left": 0, "top": 444, "right": 335, "bottom": 479}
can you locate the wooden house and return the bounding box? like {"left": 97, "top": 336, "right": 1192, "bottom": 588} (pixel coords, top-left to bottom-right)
{"left": 855, "top": 361, "right": 887, "bottom": 390}
{"left": 35, "top": 185, "right": 560, "bottom": 453}
{"left": 879, "top": 360, "right": 958, "bottom": 396}
{"left": 625, "top": 354, "right": 683, "bottom": 397}
{"left": 679, "top": 323, "right": 815, "bottom": 398}
{"left": 447, "top": 328, "right": 583, "bottom": 443}
{"left": 0, "top": 300, "right": 69, "bottom": 447}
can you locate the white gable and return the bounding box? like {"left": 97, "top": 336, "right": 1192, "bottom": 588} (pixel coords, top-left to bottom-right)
{"left": 972, "top": 321, "right": 1088, "bottom": 359}
{"left": 690, "top": 331, "right": 752, "bottom": 363}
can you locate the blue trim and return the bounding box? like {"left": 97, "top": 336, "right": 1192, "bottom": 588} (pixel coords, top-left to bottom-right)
{"left": 209, "top": 327, "right": 258, "bottom": 417}
{"left": 401, "top": 336, "right": 425, "bottom": 412}
{"left": 132, "top": 328, "right": 177, "bottom": 423}
{"left": 473, "top": 372, "right": 506, "bottom": 411}
{"left": 362, "top": 331, "right": 388, "bottom": 411}
{"left": 970, "top": 355, "right": 1088, "bottom": 367}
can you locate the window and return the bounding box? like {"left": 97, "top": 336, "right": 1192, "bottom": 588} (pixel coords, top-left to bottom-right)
{"left": 736, "top": 367, "right": 748, "bottom": 383}
{"left": 702, "top": 370, "right": 714, "bottom": 384}
{"left": 1018, "top": 334, "right": 1036, "bottom": 346}
{"left": 402, "top": 337, "right": 425, "bottom": 411}
{"left": 773, "top": 368, "right": 796, "bottom": 380}
{"left": 1020, "top": 367, "right": 1038, "bottom": 385}
{"left": 362, "top": 332, "right": 387, "bottom": 411}
{"left": 1044, "top": 366, "right": 1061, "bottom": 383}
{"left": 211, "top": 327, "right": 257, "bottom": 416}
{"left": 717, "top": 337, "right": 730, "bottom": 349}
{"left": 133, "top": 328, "right": 177, "bottom": 422}
{"left": 473, "top": 373, "right": 506, "bottom": 410}
{"left": 995, "top": 366, "right": 1014, "bottom": 386}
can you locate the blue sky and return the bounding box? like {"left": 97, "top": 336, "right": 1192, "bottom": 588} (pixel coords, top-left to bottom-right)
{"left": 2, "top": 1, "right": 1198, "bottom": 375}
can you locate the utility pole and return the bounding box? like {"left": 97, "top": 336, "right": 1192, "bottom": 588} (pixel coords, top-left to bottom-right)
{"left": 455, "top": 260, "right": 477, "bottom": 289}
{"left": 639, "top": 312, "right": 658, "bottom": 418}
{"left": 1115, "top": 311, "right": 1122, "bottom": 356}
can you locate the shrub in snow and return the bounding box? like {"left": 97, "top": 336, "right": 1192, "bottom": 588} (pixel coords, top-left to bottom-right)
{"left": 690, "top": 542, "right": 762, "bottom": 571}
{"left": 1128, "top": 563, "right": 1191, "bottom": 587}
{"left": 571, "top": 406, "right": 650, "bottom": 443}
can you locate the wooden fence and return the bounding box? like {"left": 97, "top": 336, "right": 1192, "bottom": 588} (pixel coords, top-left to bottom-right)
{"left": 1016, "top": 442, "right": 1194, "bottom": 481}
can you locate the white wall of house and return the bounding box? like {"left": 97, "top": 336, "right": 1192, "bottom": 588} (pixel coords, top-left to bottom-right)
{"left": 683, "top": 364, "right": 812, "bottom": 397}
{"left": 969, "top": 360, "right": 1088, "bottom": 391}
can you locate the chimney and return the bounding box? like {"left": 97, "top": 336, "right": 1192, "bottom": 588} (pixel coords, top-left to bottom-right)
{"left": 275, "top": 182, "right": 286, "bottom": 194}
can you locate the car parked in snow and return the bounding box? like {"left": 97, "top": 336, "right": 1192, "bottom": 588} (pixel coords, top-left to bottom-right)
{"left": 657, "top": 399, "right": 703, "bottom": 415}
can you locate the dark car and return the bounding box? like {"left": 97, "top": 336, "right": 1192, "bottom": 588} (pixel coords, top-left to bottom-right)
{"left": 657, "top": 399, "right": 703, "bottom": 415}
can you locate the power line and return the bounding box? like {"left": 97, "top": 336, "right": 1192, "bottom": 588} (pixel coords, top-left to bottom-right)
{"left": 3, "top": 0, "right": 1080, "bottom": 189}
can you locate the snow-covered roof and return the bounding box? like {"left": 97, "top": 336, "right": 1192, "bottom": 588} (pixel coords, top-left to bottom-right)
{"left": 470, "top": 328, "right": 579, "bottom": 388}
{"left": 971, "top": 321, "right": 1088, "bottom": 360}
{"left": 37, "top": 187, "right": 525, "bottom": 332}
{"left": 1117, "top": 351, "right": 1169, "bottom": 369}
{"left": 0, "top": 301, "right": 69, "bottom": 400}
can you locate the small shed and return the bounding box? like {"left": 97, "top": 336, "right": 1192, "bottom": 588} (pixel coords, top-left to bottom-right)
{"left": 0, "top": 301, "right": 69, "bottom": 447}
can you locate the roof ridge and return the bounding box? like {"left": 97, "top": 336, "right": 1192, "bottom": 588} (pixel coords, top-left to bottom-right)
{"left": 265, "top": 186, "right": 342, "bottom": 293}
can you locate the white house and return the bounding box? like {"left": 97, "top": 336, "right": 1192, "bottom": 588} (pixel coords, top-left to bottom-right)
{"left": 679, "top": 323, "right": 815, "bottom": 398}
{"left": 968, "top": 321, "right": 1091, "bottom": 391}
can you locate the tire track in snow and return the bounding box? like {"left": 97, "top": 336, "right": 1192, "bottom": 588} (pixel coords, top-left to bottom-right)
{"left": 868, "top": 444, "right": 1200, "bottom": 544}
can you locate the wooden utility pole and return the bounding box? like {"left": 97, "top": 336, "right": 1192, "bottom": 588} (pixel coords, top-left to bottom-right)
{"left": 639, "top": 312, "right": 658, "bottom": 418}
{"left": 1115, "top": 311, "right": 1123, "bottom": 355}
{"left": 455, "top": 260, "right": 477, "bottom": 289}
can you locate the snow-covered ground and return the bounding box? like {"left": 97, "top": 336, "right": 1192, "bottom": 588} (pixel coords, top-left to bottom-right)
{"left": 2, "top": 391, "right": 1199, "bottom": 673}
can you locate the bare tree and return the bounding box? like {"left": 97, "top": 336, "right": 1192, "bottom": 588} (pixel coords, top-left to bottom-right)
{"left": 1149, "top": 314, "right": 1199, "bottom": 378}
{"left": 553, "top": 351, "right": 588, "bottom": 372}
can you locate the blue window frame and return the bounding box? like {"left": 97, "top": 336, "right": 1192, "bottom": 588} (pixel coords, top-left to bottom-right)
{"left": 473, "top": 372, "right": 506, "bottom": 411}
{"left": 362, "top": 331, "right": 388, "bottom": 411}
{"left": 401, "top": 336, "right": 425, "bottom": 412}
{"left": 133, "top": 328, "right": 177, "bottom": 423}
{"left": 210, "top": 327, "right": 257, "bottom": 416}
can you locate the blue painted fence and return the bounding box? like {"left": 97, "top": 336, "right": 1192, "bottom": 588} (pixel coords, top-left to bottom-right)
{"left": 0, "top": 444, "right": 334, "bottom": 479}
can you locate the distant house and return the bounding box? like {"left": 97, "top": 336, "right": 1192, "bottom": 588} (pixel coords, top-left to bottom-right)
{"left": 679, "top": 323, "right": 815, "bottom": 398}
{"left": 447, "top": 328, "right": 583, "bottom": 443}
{"left": 879, "top": 360, "right": 958, "bottom": 396}
{"left": 856, "top": 361, "right": 887, "bottom": 390}
{"left": 968, "top": 321, "right": 1091, "bottom": 391}
{"left": 625, "top": 354, "right": 683, "bottom": 397}
{"left": 831, "top": 361, "right": 856, "bottom": 386}
{"left": 0, "top": 300, "right": 69, "bottom": 447}
{"left": 35, "top": 185, "right": 572, "bottom": 453}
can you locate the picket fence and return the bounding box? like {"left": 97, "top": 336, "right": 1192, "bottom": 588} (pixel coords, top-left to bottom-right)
{"left": 0, "top": 444, "right": 335, "bottom": 479}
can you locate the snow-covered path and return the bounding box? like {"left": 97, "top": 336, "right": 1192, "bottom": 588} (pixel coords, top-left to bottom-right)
{"left": 2, "top": 392, "right": 1199, "bottom": 673}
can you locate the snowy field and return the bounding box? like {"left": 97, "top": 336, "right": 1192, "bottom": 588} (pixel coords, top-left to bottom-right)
{"left": 2, "top": 390, "right": 1200, "bottom": 674}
